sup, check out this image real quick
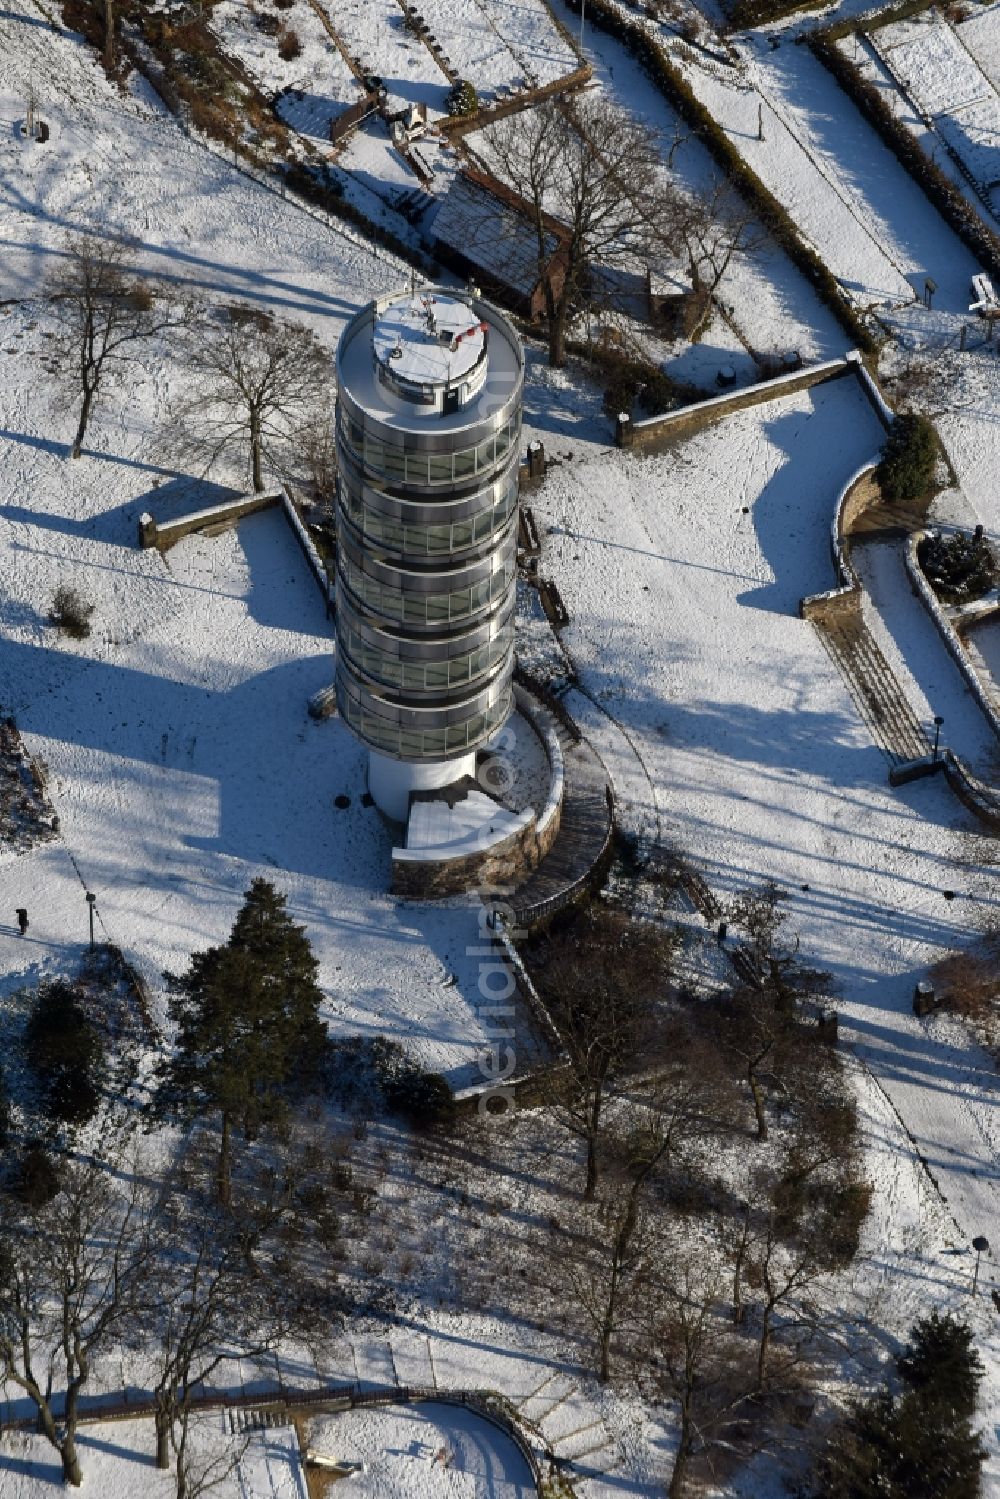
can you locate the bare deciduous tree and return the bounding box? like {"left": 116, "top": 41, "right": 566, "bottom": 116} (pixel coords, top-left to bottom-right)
{"left": 0, "top": 1158, "right": 152, "bottom": 1486}
{"left": 675, "top": 183, "right": 763, "bottom": 339}
{"left": 482, "top": 96, "right": 683, "bottom": 366}
{"left": 647, "top": 1259, "right": 756, "bottom": 1499}
{"left": 173, "top": 307, "right": 332, "bottom": 492}
{"left": 717, "top": 882, "right": 832, "bottom": 1142}
{"left": 537, "top": 906, "right": 677, "bottom": 1199}
{"left": 46, "top": 235, "right": 181, "bottom": 458}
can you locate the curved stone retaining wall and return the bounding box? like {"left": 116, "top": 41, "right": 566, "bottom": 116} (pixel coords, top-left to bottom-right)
{"left": 798, "top": 462, "right": 878, "bottom": 621}
{"left": 390, "top": 684, "right": 567, "bottom": 897}
{"left": 905, "top": 533, "right": 1000, "bottom": 744}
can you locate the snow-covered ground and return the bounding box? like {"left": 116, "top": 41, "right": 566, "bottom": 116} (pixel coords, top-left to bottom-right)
{"left": 317, "top": 0, "right": 452, "bottom": 116}
{"left": 678, "top": 33, "right": 982, "bottom": 315}
{"left": 870, "top": 11, "right": 1000, "bottom": 205}
{"left": 960, "top": 0, "right": 1000, "bottom": 92}
{"left": 210, "top": 0, "right": 361, "bottom": 130}
{"left": 0, "top": 6, "right": 409, "bottom": 309}
{"left": 305, "top": 1403, "right": 535, "bottom": 1496}
{"left": 524, "top": 376, "right": 1000, "bottom": 1304}
{"left": 4, "top": 4, "right": 1000, "bottom": 1494}
{"left": 0, "top": 1414, "right": 307, "bottom": 1499}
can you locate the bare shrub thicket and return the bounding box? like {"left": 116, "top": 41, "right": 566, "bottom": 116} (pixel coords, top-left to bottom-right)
{"left": 49, "top": 583, "right": 95, "bottom": 639}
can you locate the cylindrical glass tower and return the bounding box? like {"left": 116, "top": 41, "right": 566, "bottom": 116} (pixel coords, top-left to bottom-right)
{"left": 334, "top": 286, "right": 524, "bottom": 822}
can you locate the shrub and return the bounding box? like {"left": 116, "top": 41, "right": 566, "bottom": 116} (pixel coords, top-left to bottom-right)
{"left": 446, "top": 79, "right": 478, "bottom": 117}
{"left": 810, "top": 1312, "right": 986, "bottom": 1499}
{"left": 277, "top": 26, "right": 301, "bottom": 60}
{"left": 876, "top": 413, "right": 938, "bottom": 504}
{"left": 9, "top": 1143, "right": 62, "bottom": 1208}
{"left": 24, "top": 979, "right": 104, "bottom": 1125}
{"left": 383, "top": 1066, "right": 455, "bottom": 1130}
{"left": 918, "top": 526, "right": 997, "bottom": 603}
{"left": 49, "top": 584, "right": 94, "bottom": 639}
{"left": 930, "top": 937, "right": 1000, "bottom": 1017}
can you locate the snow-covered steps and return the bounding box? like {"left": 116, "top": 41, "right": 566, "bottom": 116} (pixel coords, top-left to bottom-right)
{"left": 813, "top": 610, "right": 931, "bottom": 765}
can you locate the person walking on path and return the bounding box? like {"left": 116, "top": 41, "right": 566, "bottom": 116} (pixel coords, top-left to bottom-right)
{"left": 15, "top": 907, "right": 28, "bottom": 936}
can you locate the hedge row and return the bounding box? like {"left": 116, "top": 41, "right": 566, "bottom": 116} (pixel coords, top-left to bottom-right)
{"left": 821, "top": 0, "right": 936, "bottom": 42}
{"left": 563, "top": 0, "right": 880, "bottom": 354}
{"left": 728, "top": 0, "right": 827, "bottom": 35}
{"left": 810, "top": 36, "right": 1000, "bottom": 281}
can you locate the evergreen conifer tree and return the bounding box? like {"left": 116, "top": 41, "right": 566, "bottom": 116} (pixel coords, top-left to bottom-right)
{"left": 155, "top": 880, "right": 326, "bottom": 1203}
{"left": 813, "top": 1312, "right": 985, "bottom": 1499}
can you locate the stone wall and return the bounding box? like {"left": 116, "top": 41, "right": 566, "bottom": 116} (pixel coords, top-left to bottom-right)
{"left": 391, "top": 809, "right": 539, "bottom": 898}
{"left": 616, "top": 357, "right": 853, "bottom": 453}
{"left": 905, "top": 532, "right": 1000, "bottom": 745}
{"left": 799, "top": 463, "right": 879, "bottom": 622}
{"left": 138, "top": 490, "right": 281, "bottom": 550}
{"left": 390, "top": 684, "right": 567, "bottom": 898}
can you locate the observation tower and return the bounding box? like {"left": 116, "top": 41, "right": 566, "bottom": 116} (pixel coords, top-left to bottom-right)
{"left": 334, "top": 286, "right": 524, "bottom": 821}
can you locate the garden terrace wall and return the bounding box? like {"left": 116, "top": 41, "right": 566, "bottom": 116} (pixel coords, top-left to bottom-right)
{"left": 905, "top": 533, "right": 1000, "bottom": 744}
{"left": 810, "top": 35, "right": 1000, "bottom": 282}
{"left": 391, "top": 808, "right": 539, "bottom": 899}
{"left": 618, "top": 354, "right": 852, "bottom": 451}
{"left": 438, "top": 63, "right": 593, "bottom": 136}
{"left": 138, "top": 490, "right": 282, "bottom": 551}
{"left": 798, "top": 462, "right": 879, "bottom": 621}
{"left": 561, "top": 0, "right": 879, "bottom": 355}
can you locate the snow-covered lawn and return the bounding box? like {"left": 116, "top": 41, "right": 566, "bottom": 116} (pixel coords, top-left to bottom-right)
{"left": 878, "top": 15, "right": 992, "bottom": 117}
{"left": 551, "top": 5, "right": 851, "bottom": 369}
{"left": 870, "top": 12, "right": 1000, "bottom": 199}
{"left": 0, "top": 1416, "right": 306, "bottom": 1499}
{"left": 524, "top": 374, "right": 1000, "bottom": 1281}
{"left": 0, "top": 471, "right": 502, "bottom": 1084}
{"left": 959, "top": 0, "right": 1000, "bottom": 92}
{"left": 403, "top": 0, "right": 578, "bottom": 101}
{"left": 685, "top": 35, "right": 982, "bottom": 313}
{"left": 0, "top": 6, "right": 408, "bottom": 311}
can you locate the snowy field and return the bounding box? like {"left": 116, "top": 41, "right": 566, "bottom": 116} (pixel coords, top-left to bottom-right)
{"left": 878, "top": 15, "right": 992, "bottom": 117}
{"left": 541, "top": 4, "right": 851, "bottom": 371}
{"left": 680, "top": 33, "right": 981, "bottom": 314}
{"left": 526, "top": 375, "right": 1000, "bottom": 1283}
{"left": 402, "top": 0, "right": 578, "bottom": 100}
{"left": 0, "top": 7, "right": 410, "bottom": 306}
{"left": 872, "top": 12, "right": 1000, "bottom": 199}
{"left": 0, "top": 475, "right": 504, "bottom": 1085}
{"left": 317, "top": 0, "right": 452, "bottom": 116}
{"left": 3, "top": 5, "right": 1000, "bottom": 1494}
{"left": 0, "top": 1415, "right": 307, "bottom": 1499}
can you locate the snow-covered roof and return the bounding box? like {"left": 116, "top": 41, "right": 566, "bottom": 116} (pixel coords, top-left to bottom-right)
{"left": 428, "top": 170, "right": 565, "bottom": 300}
{"left": 373, "top": 293, "right": 486, "bottom": 387}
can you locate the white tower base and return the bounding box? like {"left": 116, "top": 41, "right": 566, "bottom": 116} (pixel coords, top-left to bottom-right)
{"left": 368, "top": 750, "right": 476, "bottom": 824}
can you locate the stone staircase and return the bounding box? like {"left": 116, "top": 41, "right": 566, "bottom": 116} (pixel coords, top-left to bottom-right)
{"left": 814, "top": 612, "right": 930, "bottom": 765}
{"left": 510, "top": 718, "right": 614, "bottom": 929}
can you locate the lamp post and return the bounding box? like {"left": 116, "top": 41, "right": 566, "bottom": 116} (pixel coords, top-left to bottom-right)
{"left": 972, "top": 1235, "right": 990, "bottom": 1296}
{"left": 580, "top": 0, "right": 586, "bottom": 49}
{"left": 932, "top": 714, "right": 944, "bottom": 761}
{"left": 86, "top": 891, "right": 96, "bottom": 951}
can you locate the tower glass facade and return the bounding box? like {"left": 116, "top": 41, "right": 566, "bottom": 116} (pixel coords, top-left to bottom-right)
{"left": 334, "top": 286, "right": 524, "bottom": 819}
